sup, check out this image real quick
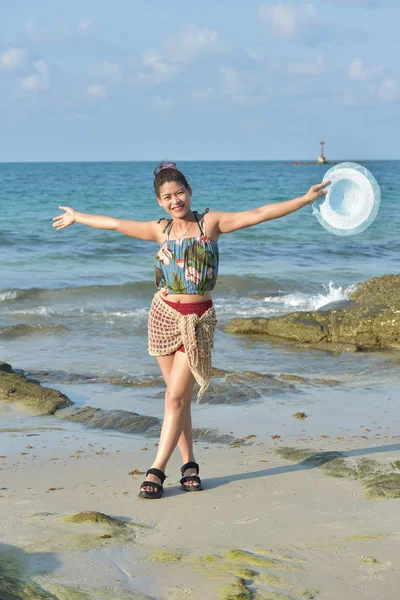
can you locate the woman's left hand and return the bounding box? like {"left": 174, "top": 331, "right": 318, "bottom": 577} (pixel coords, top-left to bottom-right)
{"left": 302, "top": 181, "right": 331, "bottom": 205}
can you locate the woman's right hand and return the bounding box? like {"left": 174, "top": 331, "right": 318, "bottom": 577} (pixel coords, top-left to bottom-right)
{"left": 52, "top": 206, "right": 76, "bottom": 230}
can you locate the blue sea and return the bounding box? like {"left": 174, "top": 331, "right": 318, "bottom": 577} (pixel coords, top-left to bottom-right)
{"left": 1, "top": 161, "right": 400, "bottom": 435}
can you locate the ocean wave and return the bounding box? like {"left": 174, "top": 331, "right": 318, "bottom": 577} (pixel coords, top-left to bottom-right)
{"left": 0, "top": 275, "right": 294, "bottom": 305}
{"left": 0, "top": 323, "right": 68, "bottom": 340}
{"left": 5, "top": 307, "right": 149, "bottom": 321}
{"left": 0, "top": 283, "right": 153, "bottom": 306}
{"left": 0, "top": 290, "right": 18, "bottom": 301}
{"left": 263, "top": 281, "right": 355, "bottom": 313}
{"left": 215, "top": 281, "right": 355, "bottom": 318}
{"left": 1, "top": 280, "right": 355, "bottom": 323}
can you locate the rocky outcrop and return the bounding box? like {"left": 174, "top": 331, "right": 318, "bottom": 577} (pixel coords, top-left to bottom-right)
{"left": 59, "top": 406, "right": 160, "bottom": 434}
{"left": 225, "top": 275, "right": 400, "bottom": 352}
{"left": 0, "top": 363, "right": 235, "bottom": 442}
{"left": 0, "top": 363, "right": 72, "bottom": 415}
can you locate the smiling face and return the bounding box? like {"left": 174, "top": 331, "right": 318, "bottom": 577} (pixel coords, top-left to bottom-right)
{"left": 157, "top": 181, "right": 192, "bottom": 218}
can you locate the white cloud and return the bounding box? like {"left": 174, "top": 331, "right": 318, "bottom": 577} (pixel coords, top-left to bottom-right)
{"left": 379, "top": 78, "right": 400, "bottom": 103}
{"left": 349, "top": 57, "right": 382, "bottom": 80}
{"left": 133, "top": 23, "right": 219, "bottom": 86}
{"left": 86, "top": 84, "right": 107, "bottom": 99}
{"left": 220, "top": 67, "right": 244, "bottom": 95}
{"left": 78, "top": 18, "right": 96, "bottom": 34}
{"left": 259, "top": 3, "right": 317, "bottom": 39}
{"left": 164, "top": 24, "right": 219, "bottom": 63}
{"left": 151, "top": 96, "right": 174, "bottom": 110}
{"left": 0, "top": 48, "right": 27, "bottom": 71}
{"left": 134, "top": 50, "right": 179, "bottom": 85}
{"left": 95, "top": 61, "right": 121, "bottom": 83}
{"left": 20, "top": 60, "right": 49, "bottom": 91}
{"left": 219, "top": 67, "right": 267, "bottom": 105}
{"left": 288, "top": 54, "right": 323, "bottom": 75}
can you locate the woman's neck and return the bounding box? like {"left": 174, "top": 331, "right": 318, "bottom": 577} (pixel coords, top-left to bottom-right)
{"left": 171, "top": 211, "right": 195, "bottom": 235}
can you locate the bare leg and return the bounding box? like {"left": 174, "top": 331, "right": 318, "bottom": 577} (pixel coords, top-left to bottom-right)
{"left": 140, "top": 351, "right": 198, "bottom": 493}
{"left": 157, "top": 354, "right": 196, "bottom": 464}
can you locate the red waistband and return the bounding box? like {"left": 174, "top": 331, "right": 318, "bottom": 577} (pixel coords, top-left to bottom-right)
{"left": 162, "top": 298, "right": 213, "bottom": 315}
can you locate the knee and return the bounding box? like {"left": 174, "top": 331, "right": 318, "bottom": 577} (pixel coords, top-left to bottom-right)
{"left": 165, "top": 390, "right": 186, "bottom": 412}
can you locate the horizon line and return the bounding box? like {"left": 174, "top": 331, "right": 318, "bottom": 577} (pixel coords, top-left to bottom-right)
{"left": 0, "top": 158, "right": 398, "bottom": 165}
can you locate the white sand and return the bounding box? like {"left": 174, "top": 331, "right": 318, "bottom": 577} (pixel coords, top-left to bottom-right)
{"left": 1, "top": 410, "right": 400, "bottom": 600}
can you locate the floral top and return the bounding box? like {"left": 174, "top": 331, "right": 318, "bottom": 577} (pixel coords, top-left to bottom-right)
{"left": 155, "top": 211, "right": 219, "bottom": 295}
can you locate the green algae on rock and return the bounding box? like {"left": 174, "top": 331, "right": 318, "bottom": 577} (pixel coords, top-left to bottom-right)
{"left": 34, "top": 583, "right": 152, "bottom": 600}
{"left": 196, "top": 560, "right": 257, "bottom": 581}
{"left": 257, "top": 572, "right": 289, "bottom": 588}
{"left": 59, "top": 406, "right": 160, "bottom": 434}
{"left": 225, "top": 550, "right": 302, "bottom": 573}
{"left": 62, "top": 511, "right": 149, "bottom": 543}
{"left": 0, "top": 547, "right": 27, "bottom": 581}
{"left": 225, "top": 274, "right": 400, "bottom": 352}
{"left": 360, "top": 556, "right": 379, "bottom": 564}
{"left": 0, "top": 367, "right": 72, "bottom": 415}
{"left": 218, "top": 578, "right": 252, "bottom": 600}
{"left": 356, "top": 458, "right": 400, "bottom": 500}
{"left": 42, "top": 585, "right": 92, "bottom": 600}
{"left": 276, "top": 447, "right": 357, "bottom": 479}
{"left": 277, "top": 447, "right": 400, "bottom": 499}
{"left": 278, "top": 374, "right": 341, "bottom": 387}
{"left": 319, "top": 458, "right": 357, "bottom": 479}
{"left": 191, "top": 428, "right": 235, "bottom": 444}
{"left": 200, "top": 554, "right": 222, "bottom": 562}
{"left": 253, "top": 550, "right": 307, "bottom": 564}
{"left": 0, "top": 574, "right": 59, "bottom": 600}
{"left": 63, "top": 511, "right": 127, "bottom": 527}
{"left": 22, "top": 511, "right": 138, "bottom": 554}
{"left": 151, "top": 549, "right": 186, "bottom": 563}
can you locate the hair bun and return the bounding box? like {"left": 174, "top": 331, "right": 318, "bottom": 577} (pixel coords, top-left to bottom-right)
{"left": 154, "top": 162, "right": 177, "bottom": 176}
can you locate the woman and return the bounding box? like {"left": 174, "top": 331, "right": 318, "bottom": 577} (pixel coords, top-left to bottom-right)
{"left": 53, "top": 162, "right": 328, "bottom": 499}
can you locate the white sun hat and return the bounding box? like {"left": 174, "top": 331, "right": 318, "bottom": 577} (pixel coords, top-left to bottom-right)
{"left": 312, "top": 162, "right": 381, "bottom": 236}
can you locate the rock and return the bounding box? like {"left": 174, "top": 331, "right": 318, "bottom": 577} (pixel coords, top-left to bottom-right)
{"left": 292, "top": 412, "right": 307, "bottom": 419}
{"left": 225, "top": 274, "right": 400, "bottom": 351}
{"left": 59, "top": 406, "right": 159, "bottom": 434}
{"left": 277, "top": 447, "right": 400, "bottom": 499}
{"left": 0, "top": 369, "right": 72, "bottom": 415}
{"left": 351, "top": 275, "right": 400, "bottom": 309}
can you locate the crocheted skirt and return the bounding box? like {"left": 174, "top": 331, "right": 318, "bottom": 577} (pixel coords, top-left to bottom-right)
{"left": 148, "top": 292, "right": 217, "bottom": 403}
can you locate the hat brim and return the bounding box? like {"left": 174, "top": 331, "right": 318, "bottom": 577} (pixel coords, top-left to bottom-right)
{"left": 312, "top": 162, "right": 381, "bottom": 236}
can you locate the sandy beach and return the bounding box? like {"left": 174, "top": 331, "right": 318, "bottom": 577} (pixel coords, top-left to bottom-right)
{"left": 2, "top": 0, "right": 400, "bottom": 595}
{"left": 1, "top": 392, "right": 400, "bottom": 600}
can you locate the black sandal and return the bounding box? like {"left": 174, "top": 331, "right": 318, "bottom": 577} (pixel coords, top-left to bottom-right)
{"left": 138, "top": 468, "right": 166, "bottom": 499}
{"left": 180, "top": 462, "right": 203, "bottom": 492}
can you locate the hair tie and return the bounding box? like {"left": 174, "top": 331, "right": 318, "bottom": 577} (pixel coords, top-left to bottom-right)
{"left": 154, "top": 162, "right": 177, "bottom": 176}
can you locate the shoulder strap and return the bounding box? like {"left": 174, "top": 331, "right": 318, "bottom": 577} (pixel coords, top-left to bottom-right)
{"left": 194, "top": 209, "right": 209, "bottom": 236}
{"left": 158, "top": 218, "right": 173, "bottom": 239}
{"left": 193, "top": 211, "right": 203, "bottom": 236}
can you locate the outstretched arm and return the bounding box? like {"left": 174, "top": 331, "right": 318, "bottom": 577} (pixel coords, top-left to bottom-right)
{"left": 52, "top": 206, "right": 161, "bottom": 242}
{"left": 212, "top": 182, "right": 330, "bottom": 235}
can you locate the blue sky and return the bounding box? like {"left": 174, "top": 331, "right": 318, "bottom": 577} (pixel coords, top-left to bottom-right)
{"left": 1, "top": 0, "right": 399, "bottom": 161}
